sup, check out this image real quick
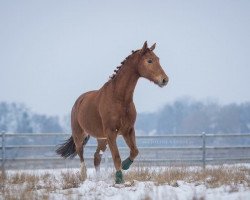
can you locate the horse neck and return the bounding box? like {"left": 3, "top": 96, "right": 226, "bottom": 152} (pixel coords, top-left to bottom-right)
{"left": 112, "top": 62, "right": 139, "bottom": 104}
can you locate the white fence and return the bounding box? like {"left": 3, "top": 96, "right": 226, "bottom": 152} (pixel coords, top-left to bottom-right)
{"left": 1, "top": 132, "right": 250, "bottom": 171}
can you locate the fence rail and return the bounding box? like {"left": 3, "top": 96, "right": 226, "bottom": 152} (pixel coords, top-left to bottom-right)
{"left": 1, "top": 132, "right": 250, "bottom": 171}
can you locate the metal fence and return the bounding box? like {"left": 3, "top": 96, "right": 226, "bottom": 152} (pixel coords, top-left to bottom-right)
{"left": 1, "top": 132, "right": 250, "bottom": 171}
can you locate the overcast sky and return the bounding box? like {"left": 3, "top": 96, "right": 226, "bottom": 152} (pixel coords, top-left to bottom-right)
{"left": 1, "top": 0, "right": 250, "bottom": 117}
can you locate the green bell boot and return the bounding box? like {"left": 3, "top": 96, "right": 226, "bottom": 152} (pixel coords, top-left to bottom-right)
{"left": 115, "top": 170, "right": 124, "bottom": 184}
{"left": 122, "top": 157, "right": 133, "bottom": 170}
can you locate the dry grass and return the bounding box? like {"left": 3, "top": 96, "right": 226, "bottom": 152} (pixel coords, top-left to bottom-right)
{"left": 0, "top": 171, "right": 58, "bottom": 200}
{"left": 125, "top": 165, "right": 250, "bottom": 188}
{"left": 0, "top": 165, "right": 249, "bottom": 199}
{"left": 0, "top": 169, "right": 85, "bottom": 199}
{"left": 61, "top": 170, "right": 82, "bottom": 190}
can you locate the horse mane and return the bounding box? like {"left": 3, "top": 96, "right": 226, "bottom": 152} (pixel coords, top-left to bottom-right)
{"left": 109, "top": 50, "right": 140, "bottom": 80}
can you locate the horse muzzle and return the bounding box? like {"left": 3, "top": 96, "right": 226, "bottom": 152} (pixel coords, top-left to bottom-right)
{"left": 158, "top": 76, "right": 169, "bottom": 87}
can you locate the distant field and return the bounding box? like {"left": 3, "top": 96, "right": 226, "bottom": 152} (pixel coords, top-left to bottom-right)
{"left": 0, "top": 164, "right": 249, "bottom": 200}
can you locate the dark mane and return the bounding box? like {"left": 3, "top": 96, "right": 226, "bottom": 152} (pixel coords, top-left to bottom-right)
{"left": 109, "top": 50, "right": 140, "bottom": 80}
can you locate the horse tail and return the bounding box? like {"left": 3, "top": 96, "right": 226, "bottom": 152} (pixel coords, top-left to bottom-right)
{"left": 56, "top": 136, "right": 76, "bottom": 158}
{"left": 56, "top": 135, "right": 90, "bottom": 159}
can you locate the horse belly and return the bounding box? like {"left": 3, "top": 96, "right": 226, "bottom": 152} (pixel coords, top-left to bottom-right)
{"left": 78, "top": 98, "right": 105, "bottom": 139}
{"left": 82, "top": 112, "right": 105, "bottom": 138}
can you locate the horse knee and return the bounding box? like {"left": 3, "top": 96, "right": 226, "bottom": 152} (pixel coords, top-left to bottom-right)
{"left": 131, "top": 148, "right": 139, "bottom": 158}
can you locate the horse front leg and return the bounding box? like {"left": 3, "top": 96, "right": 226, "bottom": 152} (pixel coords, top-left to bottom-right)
{"left": 107, "top": 131, "right": 124, "bottom": 184}
{"left": 122, "top": 128, "right": 139, "bottom": 170}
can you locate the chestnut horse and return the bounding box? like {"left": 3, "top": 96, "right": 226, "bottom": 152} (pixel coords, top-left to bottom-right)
{"left": 56, "top": 41, "right": 169, "bottom": 184}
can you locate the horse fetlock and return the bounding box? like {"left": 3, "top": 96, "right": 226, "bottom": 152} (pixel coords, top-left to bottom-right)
{"left": 115, "top": 170, "right": 124, "bottom": 184}
{"left": 95, "top": 165, "right": 100, "bottom": 172}
{"left": 122, "top": 157, "right": 133, "bottom": 170}
{"left": 80, "top": 162, "right": 87, "bottom": 181}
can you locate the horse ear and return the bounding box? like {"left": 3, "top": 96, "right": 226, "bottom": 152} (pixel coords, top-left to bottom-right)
{"left": 149, "top": 43, "right": 156, "bottom": 51}
{"left": 141, "top": 41, "right": 148, "bottom": 55}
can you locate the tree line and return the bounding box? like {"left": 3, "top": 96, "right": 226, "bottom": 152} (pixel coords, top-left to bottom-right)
{"left": 136, "top": 98, "right": 250, "bottom": 134}
{"left": 0, "top": 102, "right": 62, "bottom": 133}
{"left": 1, "top": 99, "right": 250, "bottom": 134}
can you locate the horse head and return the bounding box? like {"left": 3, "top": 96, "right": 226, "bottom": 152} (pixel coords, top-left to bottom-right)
{"left": 137, "top": 41, "right": 169, "bottom": 87}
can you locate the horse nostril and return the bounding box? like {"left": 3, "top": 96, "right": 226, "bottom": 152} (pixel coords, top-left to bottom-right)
{"left": 162, "top": 77, "right": 168, "bottom": 85}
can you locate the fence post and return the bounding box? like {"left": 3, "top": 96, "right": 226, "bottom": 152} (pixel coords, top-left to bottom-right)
{"left": 202, "top": 132, "right": 206, "bottom": 170}
{"left": 1, "top": 131, "right": 6, "bottom": 176}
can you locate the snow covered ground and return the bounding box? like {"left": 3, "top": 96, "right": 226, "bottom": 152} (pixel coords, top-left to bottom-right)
{"left": 2, "top": 164, "right": 250, "bottom": 200}
{"left": 50, "top": 174, "right": 250, "bottom": 200}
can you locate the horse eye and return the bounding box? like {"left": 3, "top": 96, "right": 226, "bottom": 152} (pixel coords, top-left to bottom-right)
{"left": 147, "top": 59, "right": 152, "bottom": 64}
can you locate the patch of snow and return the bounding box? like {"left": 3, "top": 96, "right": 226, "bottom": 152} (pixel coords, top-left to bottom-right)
{"left": 4, "top": 164, "right": 250, "bottom": 200}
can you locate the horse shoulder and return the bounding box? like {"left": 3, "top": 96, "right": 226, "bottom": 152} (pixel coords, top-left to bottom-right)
{"left": 124, "top": 102, "right": 137, "bottom": 124}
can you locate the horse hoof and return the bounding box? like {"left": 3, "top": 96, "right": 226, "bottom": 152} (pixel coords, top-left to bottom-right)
{"left": 122, "top": 157, "right": 133, "bottom": 170}
{"left": 115, "top": 170, "right": 124, "bottom": 184}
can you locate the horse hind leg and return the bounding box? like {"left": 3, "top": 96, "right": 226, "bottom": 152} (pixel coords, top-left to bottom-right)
{"left": 73, "top": 132, "right": 90, "bottom": 181}
{"left": 94, "top": 139, "right": 107, "bottom": 172}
